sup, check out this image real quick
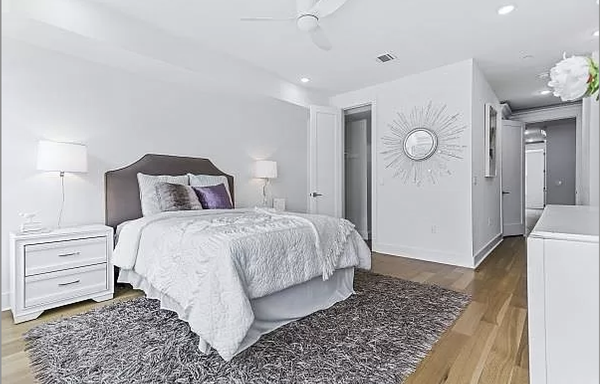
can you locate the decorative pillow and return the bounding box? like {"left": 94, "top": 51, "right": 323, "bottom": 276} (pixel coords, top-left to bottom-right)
{"left": 188, "top": 173, "right": 232, "bottom": 201}
{"left": 192, "top": 184, "right": 233, "bottom": 209}
{"left": 155, "top": 182, "right": 202, "bottom": 212}
{"left": 137, "top": 173, "right": 188, "bottom": 216}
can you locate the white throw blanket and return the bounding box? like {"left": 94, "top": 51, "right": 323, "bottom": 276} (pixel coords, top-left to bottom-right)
{"left": 113, "top": 208, "right": 371, "bottom": 361}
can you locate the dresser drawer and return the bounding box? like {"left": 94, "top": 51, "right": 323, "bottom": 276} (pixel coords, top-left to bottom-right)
{"left": 25, "top": 236, "right": 107, "bottom": 276}
{"left": 25, "top": 264, "right": 108, "bottom": 308}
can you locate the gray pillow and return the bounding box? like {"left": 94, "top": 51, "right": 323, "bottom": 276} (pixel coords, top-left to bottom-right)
{"left": 188, "top": 173, "right": 232, "bottom": 201}
{"left": 155, "top": 182, "right": 202, "bottom": 212}
{"left": 137, "top": 173, "right": 188, "bottom": 216}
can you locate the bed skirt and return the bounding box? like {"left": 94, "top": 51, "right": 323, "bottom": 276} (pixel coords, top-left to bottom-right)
{"left": 118, "top": 267, "right": 355, "bottom": 358}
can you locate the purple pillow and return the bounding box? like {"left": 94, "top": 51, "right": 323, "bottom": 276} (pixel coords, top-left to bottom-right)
{"left": 192, "top": 183, "right": 233, "bottom": 209}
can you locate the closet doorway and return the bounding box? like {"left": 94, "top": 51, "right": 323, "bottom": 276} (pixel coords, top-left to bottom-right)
{"left": 343, "top": 106, "right": 372, "bottom": 245}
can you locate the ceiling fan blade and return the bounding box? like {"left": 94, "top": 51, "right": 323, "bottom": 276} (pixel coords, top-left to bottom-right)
{"left": 308, "top": 0, "right": 348, "bottom": 18}
{"left": 240, "top": 16, "right": 295, "bottom": 21}
{"left": 310, "top": 26, "right": 332, "bottom": 51}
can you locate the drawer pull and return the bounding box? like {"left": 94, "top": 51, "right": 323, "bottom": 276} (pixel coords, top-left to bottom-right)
{"left": 58, "top": 279, "right": 81, "bottom": 287}
{"left": 58, "top": 252, "right": 80, "bottom": 258}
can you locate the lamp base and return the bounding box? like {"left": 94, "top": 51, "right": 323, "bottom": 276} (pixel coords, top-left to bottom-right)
{"left": 262, "top": 178, "right": 270, "bottom": 207}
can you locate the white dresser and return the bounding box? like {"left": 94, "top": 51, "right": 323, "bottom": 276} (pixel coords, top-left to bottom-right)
{"left": 10, "top": 225, "right": 114, "bottom": 323}
{"left": 527, "top": 205, "right": 599, "bottom": 384}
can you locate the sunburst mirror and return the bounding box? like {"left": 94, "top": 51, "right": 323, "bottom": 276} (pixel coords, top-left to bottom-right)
{"left": 381, "top": 102, "right": 467, "bottom": 185}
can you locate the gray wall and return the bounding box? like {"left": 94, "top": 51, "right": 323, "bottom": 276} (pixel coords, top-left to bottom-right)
{"left": 528, "top": 119, "right": 576, "bottom": 205}
{"left": 344, "top": 110, "right": 371, "bottom": 239}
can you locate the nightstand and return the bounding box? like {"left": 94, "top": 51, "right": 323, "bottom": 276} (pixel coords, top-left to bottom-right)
{"left": 10, "top": 225, "right": 114, "bottom": 324}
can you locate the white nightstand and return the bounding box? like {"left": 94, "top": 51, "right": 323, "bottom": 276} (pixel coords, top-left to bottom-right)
{"left": 10, "top": 225, "right": 114, "bottom": 324}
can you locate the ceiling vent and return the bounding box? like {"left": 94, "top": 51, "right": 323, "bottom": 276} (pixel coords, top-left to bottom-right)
{"left": 376, "top": 53, "right": 396, "bottom": 63}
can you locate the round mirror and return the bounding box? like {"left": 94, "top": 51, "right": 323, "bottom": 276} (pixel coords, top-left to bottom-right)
{"left": 403, "top": 128, "right": 438, "bottom": 161}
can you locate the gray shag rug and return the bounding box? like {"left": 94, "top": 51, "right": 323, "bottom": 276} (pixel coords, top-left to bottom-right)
{"left": 24, "top": 271, "right": 470, "bottom": 384}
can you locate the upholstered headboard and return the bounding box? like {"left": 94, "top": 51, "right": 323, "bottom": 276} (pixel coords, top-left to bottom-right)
{"left": 104, "top": 154, "right": 234, "bottom": 229}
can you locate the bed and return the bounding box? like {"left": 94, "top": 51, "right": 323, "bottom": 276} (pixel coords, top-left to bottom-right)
{"left": 106, "top": 154, "right": 371, "bottom": 361}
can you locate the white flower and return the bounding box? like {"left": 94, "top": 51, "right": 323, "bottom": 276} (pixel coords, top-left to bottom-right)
{"left": 548, "top": 55, "right": 591, "bottom": 101}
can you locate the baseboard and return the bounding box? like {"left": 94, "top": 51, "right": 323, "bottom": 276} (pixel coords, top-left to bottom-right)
{"left": 473, "top": 233, "right": 503, "bottom": 268}
{"left": 1, "top": 292, "right": 10, "bottom": 311}
{"left": 373, "top": 242, "right": 475, "bottom": 268}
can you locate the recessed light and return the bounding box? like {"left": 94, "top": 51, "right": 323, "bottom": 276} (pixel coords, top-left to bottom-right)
{"left": 300, "top": 77, "right": 310, "bottom": 83}
{"left": 497, "top": 5, "right": 516, "bottom": 15}
{"left": 594, "top": 30, "right": 599, "bottom": 37}
{"left": 540, "top": 90, "right": 552, "bottom": 95}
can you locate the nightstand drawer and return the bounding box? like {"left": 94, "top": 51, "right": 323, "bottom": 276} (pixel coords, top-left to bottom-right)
{"left": 25, "top": 264, "right": 108, "bottom": 308}
{"left": 25, "top": 236, "right": 107, "bottom": 276}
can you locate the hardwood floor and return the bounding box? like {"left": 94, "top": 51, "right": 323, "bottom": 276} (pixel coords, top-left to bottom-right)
{"left": 1, "top": 237, "right": 528, "bottom": 383}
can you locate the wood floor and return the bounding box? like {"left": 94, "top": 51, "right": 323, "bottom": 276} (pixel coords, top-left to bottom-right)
{"left": 1, "top": 237, "right": 528, "bottom": 383}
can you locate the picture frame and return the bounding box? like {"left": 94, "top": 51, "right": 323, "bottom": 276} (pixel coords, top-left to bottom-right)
{"left": 484, "top": 103, "right": 498, "bottom": 177}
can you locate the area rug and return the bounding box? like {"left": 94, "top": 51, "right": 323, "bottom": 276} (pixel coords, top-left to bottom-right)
{"left": 24, "top": 271, "right": 470, "bottom": 384}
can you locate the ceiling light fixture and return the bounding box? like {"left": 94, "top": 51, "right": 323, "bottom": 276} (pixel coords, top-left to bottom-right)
{"left": 497, "top": 5, "right": 516, "bottom": 15}
{"left": 540, "top": 90, "right": 552, "bottom": 95}
{"left": 300, "top": 77, "right": 310, "bottom": 83}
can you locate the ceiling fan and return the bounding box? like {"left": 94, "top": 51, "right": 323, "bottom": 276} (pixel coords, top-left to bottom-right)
{"left": 240, "top": 0, "right": 349, "bottom": 51}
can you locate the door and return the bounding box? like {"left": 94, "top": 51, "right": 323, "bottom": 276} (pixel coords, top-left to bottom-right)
{"left": 501, "top": 119, "right": 525, "bottom": 236}
{"left": 308, "top": 105, "right": 343, "bottom": 217}
{"left": 526, "top": 148, "right": 546, "bottom": 209}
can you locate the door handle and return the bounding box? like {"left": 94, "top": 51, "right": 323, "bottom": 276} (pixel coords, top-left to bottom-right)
{"left": 310, "top": 192, "right": 323, "bottom": 198}
{"left": 502, "top": 191, "right": 510, "bottom": 195}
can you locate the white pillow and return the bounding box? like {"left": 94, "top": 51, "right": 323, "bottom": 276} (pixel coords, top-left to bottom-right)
{"left": 137, "top": 173, "right": 188, "bottom": 216}
{"left": 187, "top": 173, "right": 232, "bottom": 198}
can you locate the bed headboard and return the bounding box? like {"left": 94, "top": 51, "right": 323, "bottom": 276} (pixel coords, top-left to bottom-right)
{"left": 105, "top": 154, "right": 234, "bottom": 229}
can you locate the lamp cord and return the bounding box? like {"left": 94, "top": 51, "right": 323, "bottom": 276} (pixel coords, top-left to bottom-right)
{"left": 58, "top": 172, "right": 65, "bottom": 228}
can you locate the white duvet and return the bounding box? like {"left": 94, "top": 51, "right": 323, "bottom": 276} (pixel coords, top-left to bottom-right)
{"left": 113, "top": 208, "right": 371, "bottom": 361}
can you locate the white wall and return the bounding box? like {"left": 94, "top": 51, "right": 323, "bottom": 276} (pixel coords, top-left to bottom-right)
{"left": 332, "top": 60, "right": 476, "bottom": 267}
{"left": 1, "top": 39, "right": 309, "bottom": 308}
{"left": 471, "top": 63, "right": 502, "bottom": 263}
{"left": 583, "top": 51, "right": 599, "bottom": 206}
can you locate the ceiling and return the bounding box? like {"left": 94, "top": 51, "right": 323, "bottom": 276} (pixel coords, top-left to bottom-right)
{"left": 91, "top": 0, "right": 597, "bottom": 109}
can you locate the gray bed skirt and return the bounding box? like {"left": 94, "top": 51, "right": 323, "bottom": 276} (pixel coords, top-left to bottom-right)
{"left": 118, "top": 267, "right": 355, "bottom": 358}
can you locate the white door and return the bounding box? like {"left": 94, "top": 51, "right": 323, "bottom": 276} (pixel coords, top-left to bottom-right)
{"left": 526, "top": 148, "right": 546, "bottom": 209}
{"left": 308, "top": 105, "right": 343, "bottom": 217}
{"left": 501, "top": 119, "right": 525, "bottom": 236}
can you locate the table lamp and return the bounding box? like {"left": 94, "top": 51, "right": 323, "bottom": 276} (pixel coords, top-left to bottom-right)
{"left": 37, "top": 140, "right": 88, "bottom": 228}
{"left": 254, "top": 160, "right": 277, "bottom": 207}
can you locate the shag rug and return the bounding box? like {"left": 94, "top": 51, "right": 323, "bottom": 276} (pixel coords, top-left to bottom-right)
{"left": 24, "top": 271, "right": 470, "bottom": 384}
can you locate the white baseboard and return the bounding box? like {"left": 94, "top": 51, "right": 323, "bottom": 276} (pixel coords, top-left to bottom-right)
{"left": 373, "top": 242, "right": 475, "bottom": 268}
{"left": 474, "top": 233, "right": 503, "bottom": 268}
{"left": 1, "top": 292, "right": 10, "bottom": 312}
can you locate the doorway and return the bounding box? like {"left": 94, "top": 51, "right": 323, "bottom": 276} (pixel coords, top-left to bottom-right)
{"left": 523, "top": 118, "right": 576, "bottom": 233}
{"left": 343, "top": 105, "right": 372, "bottom": 244}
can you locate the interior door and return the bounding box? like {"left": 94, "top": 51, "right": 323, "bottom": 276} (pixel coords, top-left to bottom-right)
{"left": 526, "top": 148, "right": 546, "bottom": 209}
{"left": 308, "top": 105, "right": 342, "bottom": 217}
{"left": 501, "top": 119, "right": 526, "bottom": 236}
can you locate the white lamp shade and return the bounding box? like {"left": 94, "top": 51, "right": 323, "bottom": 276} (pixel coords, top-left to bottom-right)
{"left": 37, "top": 140, "right": 88, "bottom": 173}
{"left": 254, "top": 160, "right": 277, "bottom": 179}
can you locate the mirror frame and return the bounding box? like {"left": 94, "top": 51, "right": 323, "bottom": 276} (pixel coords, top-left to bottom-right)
{"left": 403, "top": 128, "right": 439, "bottom": 161}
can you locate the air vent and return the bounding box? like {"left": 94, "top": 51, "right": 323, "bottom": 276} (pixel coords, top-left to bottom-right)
{"left": 376, "top": 53, "right": 396, "bottom": 63}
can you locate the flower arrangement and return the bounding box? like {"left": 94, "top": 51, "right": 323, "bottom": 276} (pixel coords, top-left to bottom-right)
{"left": 548, "top": 54, "right": 599, "bottom": 101}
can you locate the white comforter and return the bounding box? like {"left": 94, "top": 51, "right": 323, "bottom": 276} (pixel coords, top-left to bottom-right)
{"left": 113, "top": 208, "right": 371, "bottom": 361}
